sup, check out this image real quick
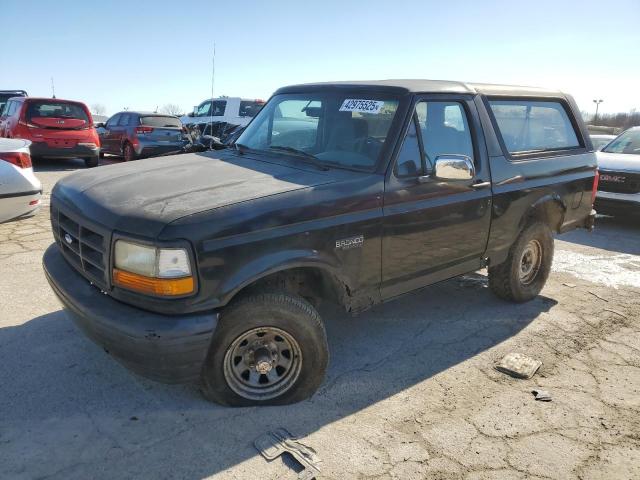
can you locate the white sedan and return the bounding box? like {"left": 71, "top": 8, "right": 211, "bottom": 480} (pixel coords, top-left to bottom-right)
{"left": 0, "top": 138, "right": 42, "bottom": 223}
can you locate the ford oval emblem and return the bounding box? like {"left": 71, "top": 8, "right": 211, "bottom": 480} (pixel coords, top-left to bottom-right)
{"left": 64, "top": 233, "right": 73, "bottom": 244}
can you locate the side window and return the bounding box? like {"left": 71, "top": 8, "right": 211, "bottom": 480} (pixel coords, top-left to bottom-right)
{"left": 395, "top": 118, "right": 422, "bottom": 177}
{"left": 211, "top": 101, "right": 226, "bottom": 116}
{"left": 118, "top": 113, "right": 130, "bottom": 126}
{"left": 2, "top": 101, "right": 13, "bottom": 116}
{"left": 6, "top": 101, "right": 18, "bottom": 116}
{"left": 488, "top": 100, "right": 580, "bottom": 154}
{"left": 195, "top": 102, "right": 211, "bottom": 117}
{"left": 416, "top": 101, "right": 474, "bottom": 166}
{"left": 106, "top": 113, "right": 120, "bottom": 128}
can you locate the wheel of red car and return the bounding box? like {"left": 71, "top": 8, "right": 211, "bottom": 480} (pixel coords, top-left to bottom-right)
{"left": 123, "top": 143, "right": 135, "bottom": 161}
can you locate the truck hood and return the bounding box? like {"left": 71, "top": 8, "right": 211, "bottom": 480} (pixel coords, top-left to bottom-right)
{"left": 52, "top": 151, "right": 334, "bottom": 237}
{"left": 597, "top": 151, "right": 640, "bottom": 172}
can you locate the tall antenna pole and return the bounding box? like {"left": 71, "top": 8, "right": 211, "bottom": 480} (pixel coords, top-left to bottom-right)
{"left": 51, "top": 77, "right": 56, "bottom": 98}
{"left": 209, "top": 43, "right": 216, "bottom": 139}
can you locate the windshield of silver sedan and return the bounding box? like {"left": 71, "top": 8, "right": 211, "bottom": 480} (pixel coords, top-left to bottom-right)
{"left": 235, "top": 93, "right": 400, "bottom": 170}
{"left": 602, "top": 129, "right": 640, "bottom": 155}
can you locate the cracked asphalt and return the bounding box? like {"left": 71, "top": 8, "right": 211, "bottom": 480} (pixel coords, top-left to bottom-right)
{"left": 1, "top": 158, "right": 639, "bottom": 480}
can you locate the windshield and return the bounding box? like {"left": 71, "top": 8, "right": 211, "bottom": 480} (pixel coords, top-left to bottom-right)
{"left": 236, "top": 93, "right": 401, "bottom": 170}
{"left": 590, "top": 136, "right": 614, "bottom": 150}
{"left": 602, "top": 129, "right": 640, "bottom": 155}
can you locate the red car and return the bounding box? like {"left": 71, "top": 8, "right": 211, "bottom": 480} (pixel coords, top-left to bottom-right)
{"left": 0, "top": 97, "right": 100, "bottom": 167}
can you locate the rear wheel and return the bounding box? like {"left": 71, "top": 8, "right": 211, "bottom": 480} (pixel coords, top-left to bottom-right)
{"left": 200, "top": 291, "right": 329, "bottom": 407}
{"left": 123, "top": 142, "right": 136, "bottom": 161}
{"left": 488, "top": 222, "right": 554, "bottom": 302}
{"left": 84, "top": 157, "right": 99, "bottom": 168}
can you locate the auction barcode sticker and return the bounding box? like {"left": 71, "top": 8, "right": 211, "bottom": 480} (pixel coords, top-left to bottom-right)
{"left": 339, "top": 99, "right": 384, "bottom": 114}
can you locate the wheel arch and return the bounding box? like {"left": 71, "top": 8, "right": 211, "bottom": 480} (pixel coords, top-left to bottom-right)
{"left": 520, "top": 193, "right": 567, "bottom": 234}
{"left": 217, "top": 252, "right": 355, "bottom": 311}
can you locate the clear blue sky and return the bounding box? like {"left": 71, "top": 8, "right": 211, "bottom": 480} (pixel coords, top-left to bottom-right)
{"left": 3, "top": 0, "right": 639, "bottom": 116}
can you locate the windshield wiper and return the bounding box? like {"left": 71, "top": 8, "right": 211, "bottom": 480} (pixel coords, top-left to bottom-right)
{"left": 268, "top": 146, "right": 329, "bottom": 171}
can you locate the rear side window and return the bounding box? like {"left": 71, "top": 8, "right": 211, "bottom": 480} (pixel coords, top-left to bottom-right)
{"left": 239, "top": 100, "right": 264, "bottom": 118}
{"left": 489, "top": 100, "right": 580, "bottom": 155}
{"left": 140, "top": 116, "right": 182, "bottom": 128}
{"left": 26, "top": 101, "right": 89, "bottom": 122}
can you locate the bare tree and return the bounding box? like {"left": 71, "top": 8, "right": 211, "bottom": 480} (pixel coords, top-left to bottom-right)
{"left": 91, "top": 103, "right": 106, "bottom": 116}
{"left": 161, "top": 104, "right": 184, "bottom": 116}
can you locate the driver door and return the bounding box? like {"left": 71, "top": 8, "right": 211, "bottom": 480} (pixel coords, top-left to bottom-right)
{"left": 381, "top": 95, "right": 492, "bottom": 299}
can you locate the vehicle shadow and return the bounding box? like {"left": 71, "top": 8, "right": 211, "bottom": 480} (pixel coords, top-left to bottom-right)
{"left": 33, "top": 156, "right": 122, "bottom": 173}
{"left": 558, "top": 214, "right": 640, "bottom": 255}
{"left": 0, "top": 275, "right": 556, "bottom": 479}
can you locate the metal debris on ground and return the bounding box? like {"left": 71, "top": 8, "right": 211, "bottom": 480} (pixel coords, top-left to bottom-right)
{"left": 532, "top": 389, "right": 552, "bottom": 401}
{"left": 495, "top": 352, "right": 542, "bottom": 379}
{"left": 588, "top": 291, "right": 609, "bottom": 302}
{"left": 254, "top": 428, "right": 321, "bottom": 480}
{"left": 603, "top": 308, "right": 628, "bottom": 319}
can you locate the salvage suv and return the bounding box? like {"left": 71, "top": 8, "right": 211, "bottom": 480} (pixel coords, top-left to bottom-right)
{"left": 43, "top": 80, "right": 597, "bottom": 406}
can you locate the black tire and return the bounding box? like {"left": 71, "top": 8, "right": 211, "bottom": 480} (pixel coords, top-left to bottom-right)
{"left": 99, "top": 150, "right": 105, "bottom": 159}
{"left": 488, "top": 222, "right": 554, "bottom": 303}
{"left": 201, "top": 292, "right": 329, "bottom": 407}
{"left": 123, "top": 142, "right": 136, "bottom": 161}
{"left": 84, "top": 157, "right": 99, "bottom": 168}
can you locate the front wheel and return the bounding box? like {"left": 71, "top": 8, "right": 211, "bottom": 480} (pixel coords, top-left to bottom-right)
{"left": 200, "top": 292, "right": 329, "bottom": 407}
{"left": 488, "top": 222, "right": 554, "bottom": 302}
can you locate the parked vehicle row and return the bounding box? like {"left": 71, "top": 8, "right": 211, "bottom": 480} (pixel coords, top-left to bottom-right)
{"left": 43, "top": 79, "right": 598, "bottom": 407}
{"left": 0, "top": 94, "right": 206, "bottom": 168}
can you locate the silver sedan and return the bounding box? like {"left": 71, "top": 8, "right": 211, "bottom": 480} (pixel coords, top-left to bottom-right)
{"left": 0, "top": 138, "right": 42, "bottom": 223}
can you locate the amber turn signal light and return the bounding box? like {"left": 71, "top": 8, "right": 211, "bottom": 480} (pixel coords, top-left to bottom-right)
{"left": 113, "top": 268, "right": 194, "bottom": 296}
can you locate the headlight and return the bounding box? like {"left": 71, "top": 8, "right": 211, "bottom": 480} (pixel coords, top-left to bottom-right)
{"left": 113, "top": 240, "right": 194, "bottom": 296}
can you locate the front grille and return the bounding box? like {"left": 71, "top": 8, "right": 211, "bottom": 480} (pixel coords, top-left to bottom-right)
{"left": 598, "top": 170, "right": 640, "bottom": 194}
{"left": 51, "top": 203, "right": 110, "bottom": 289}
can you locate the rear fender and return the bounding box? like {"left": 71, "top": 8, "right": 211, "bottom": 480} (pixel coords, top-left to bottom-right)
{"left": 520, "top": 194, "right": 567, "bottom": 233}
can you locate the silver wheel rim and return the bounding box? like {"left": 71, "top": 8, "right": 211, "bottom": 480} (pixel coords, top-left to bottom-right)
{"left": 223, "top": 327, "right": 302, "bottom": 401}
{"left": 519, "top": 239, "right": 542, "bottom": 285}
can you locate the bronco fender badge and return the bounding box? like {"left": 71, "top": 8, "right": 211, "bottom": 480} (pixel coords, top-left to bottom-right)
{"left": 335, "top": 235, "right": 364, "bottom": 250}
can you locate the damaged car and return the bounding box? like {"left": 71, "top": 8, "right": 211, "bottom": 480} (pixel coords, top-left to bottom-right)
{"left": 44, "top": 80, "right": 597, "bottom": 406}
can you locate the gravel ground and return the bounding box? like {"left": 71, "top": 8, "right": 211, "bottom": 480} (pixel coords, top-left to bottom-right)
{"left": 1, "top": 158, "right": 638, "bottom": 480}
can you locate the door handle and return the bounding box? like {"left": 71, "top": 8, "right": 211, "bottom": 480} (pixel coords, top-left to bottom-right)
{"left": 471, "top": 181, "right": 491, "bottom": 189}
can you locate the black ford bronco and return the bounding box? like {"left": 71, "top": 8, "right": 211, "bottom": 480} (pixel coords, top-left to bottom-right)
{"left": 44, "top": 80, "right": 597, "bottom": 406}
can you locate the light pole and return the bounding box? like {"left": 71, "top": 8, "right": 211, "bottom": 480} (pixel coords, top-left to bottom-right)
{"left": 593, "top": 99, "right": 603, "bottom": 123}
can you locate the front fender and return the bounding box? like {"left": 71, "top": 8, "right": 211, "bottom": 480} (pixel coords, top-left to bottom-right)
{"left": 217, "top": 248, "right": 350, "bottom": 306}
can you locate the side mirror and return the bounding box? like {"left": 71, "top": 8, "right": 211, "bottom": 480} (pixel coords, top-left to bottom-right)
{"left": 433, "top": 154, "right": 475, "bottom": 181}
{"left": 95, "top": 122, "right": 105, "bottom": 128}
